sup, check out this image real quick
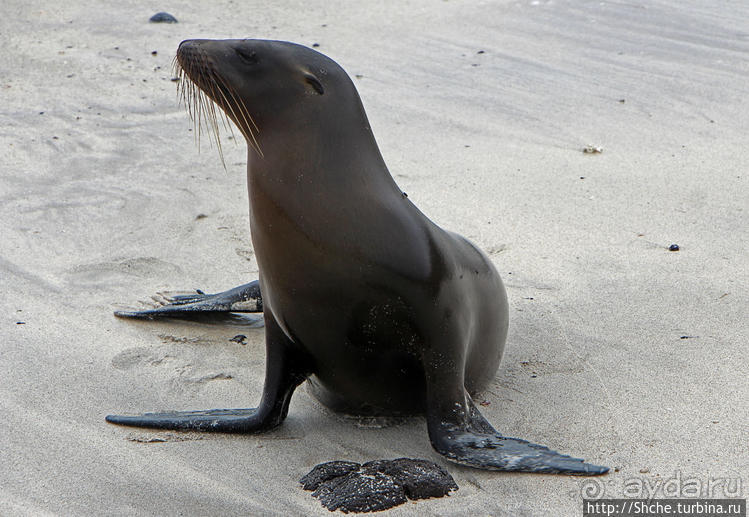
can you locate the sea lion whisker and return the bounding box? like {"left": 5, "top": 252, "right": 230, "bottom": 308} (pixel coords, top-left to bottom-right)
{"left": 209, "top": 75, "right": 240, "bottom": 142}
{"left": 194, "top": 69, "right": 216, "bottom": 150}
{"left": 201, "top": 71, "right": 233, "bottom": 167}
{"left": 223, "top": 77, "right": 263, "bottom": 157}
{"left": 190, "top": 81, "right": 201, "bottom": 135}
{"left": 194, "top": 82, "right": 204, "bottom": 148}
{"left": 211, "top": 73, "right": 243, "bottom": 135}
{"left": 209, "top": 78, "right": 235, "bottom": 136}
{"left": 178, "top": 62, "right": 241, "bottom": 167}
{"left": 215, "top": 73, "right": 263, "bottom": 157}
{"left": 181, "top": 76, "right": 192, "bottom": 120}
{"left": 213, "top": 89, "right": 239, "bottom": 145}
{"left": 179, "top": 70, "right": 190, "bottom": 114}
{"left": 205, "top": 90, "right": 226, "bottom": 169}
{"left": 201, "top": 69, "right": 233, "bottom": 134}
{"left": 203, "top": 77, "right": 222, "bottom": 148}
{"left": 214, "top": 75, "right": 251, "bottom": 131}
{"left": 231, "top": 81, "right": 260, "bottom": 134}
{"left": 193, "top": 64, "right": 211, "bottom": 146}
{"left": 178, "top": 53, "right": 263, "bottom": 159}
{"left": 184, "top": 65, "right": 200, "bottom": 143}
{"left": 174, "top": 58, "right": 202, "bottom": 144}
{"left": 175, "top": 65, "right": 188, "bottom": 116}
{"left": 212, "top": 77, "right": 255, "bottom": 155}
{"left": 200, "top": 94, "right": 216, "bottom": 156}
{"left": 237, "top": 90, "right": 260, "bottom": 134}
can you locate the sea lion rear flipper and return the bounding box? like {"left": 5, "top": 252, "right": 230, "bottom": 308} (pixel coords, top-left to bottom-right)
{"left": 114, "top": 281, "right": 262, "bottom": 319}
{"left": 106, "top": 314, "right": 311, "bottom": 432}
{"left": 425, "top": 382, "right": 608, "bottom": 475}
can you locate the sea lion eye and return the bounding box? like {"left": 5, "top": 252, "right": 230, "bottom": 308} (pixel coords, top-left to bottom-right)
{"left": 235, "top": 47, "right": 258, "bottom": 65}
{"left": 304, "top": 74, "right": 324, "bottom": 95}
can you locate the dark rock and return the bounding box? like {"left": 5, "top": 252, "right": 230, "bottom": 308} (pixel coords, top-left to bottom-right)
{"left": 229, "top": 334, "right": 247, "bottom": 345}
{"left": 363, "top": 458, "right": 458, "bottom": 500}
{"left": 149, "top": 12, "right": 178, "bottom": 23}
{"left": 301, "top": 458, "right": 457, "bottom": 512}
{"left": 314, "top": 470, "right": 406, "bottom": 513}
{"left": 300, "top": 460, "right": 361, "bottom": 491}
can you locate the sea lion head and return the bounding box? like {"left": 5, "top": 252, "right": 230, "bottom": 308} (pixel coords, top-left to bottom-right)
{"left": 176, "top": 39, "right": 364, "bottom": 159}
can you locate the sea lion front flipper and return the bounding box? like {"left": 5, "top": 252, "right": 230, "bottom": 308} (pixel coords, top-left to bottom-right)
{"left": 106, "top": 314, "right": 311, "bottom": 432}
{"left": 428, "top": 398, "right": 608, "bottom": 475}
{"left": 424, "top": 362, "right": 608, "bottom": 474}
{"left": 114, "top": 281, "right": 262, "bottom": 319}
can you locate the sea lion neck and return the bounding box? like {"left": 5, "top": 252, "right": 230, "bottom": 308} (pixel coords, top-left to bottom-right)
{"left": 246, "top": 113, "right": 400, "bottom": 198}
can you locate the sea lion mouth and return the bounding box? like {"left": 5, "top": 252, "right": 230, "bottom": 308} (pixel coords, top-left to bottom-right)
{"left": 175, "top": 40, "right": 263, "bottom": 162}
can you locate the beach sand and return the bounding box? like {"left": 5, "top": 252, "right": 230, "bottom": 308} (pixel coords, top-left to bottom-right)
{"left": 1, "top": 1, "right": 747, "bottom": 515}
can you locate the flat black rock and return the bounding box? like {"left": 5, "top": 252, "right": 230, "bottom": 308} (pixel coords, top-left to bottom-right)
{"left": 301, "top": 458, "right": 458, "bottom": 513}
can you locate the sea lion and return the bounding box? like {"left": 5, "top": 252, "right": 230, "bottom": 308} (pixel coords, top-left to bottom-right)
{"left": 107, "top": 39, "right": 607, "bottom": 475}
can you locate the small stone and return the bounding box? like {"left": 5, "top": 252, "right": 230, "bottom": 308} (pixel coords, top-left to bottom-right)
{"left": 149, "top": 12, "right": 178, "bottom": 23}
{"left": 229, "top": 334, "right": 247, "bottom": 345}
{"left": 668, "top": 244, "right": 680, "bottom": 251}
{"left": 640, "top": 467, "right": 650, "bottom": 474}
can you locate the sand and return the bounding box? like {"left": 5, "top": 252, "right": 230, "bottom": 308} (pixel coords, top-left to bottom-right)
{"left": 1, "top": 0, "right": 747, "bottom": 515}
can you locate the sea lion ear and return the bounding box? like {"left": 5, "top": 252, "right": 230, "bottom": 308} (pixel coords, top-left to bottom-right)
{"left": 304, "top": 73, "right": 325, "bottom": 95}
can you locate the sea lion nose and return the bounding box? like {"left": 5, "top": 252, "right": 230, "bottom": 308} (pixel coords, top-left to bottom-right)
{"left": 177, "top": 39, "right": 216, "bottom": 56}
{"left": 178, "top": 39, "right": 198, "bottom": 51}
{"left": 177, "top": 39, "right": 199, "bottom": 61}
{"left": 178, "top": 39, "right": 207, "bottom": 49}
